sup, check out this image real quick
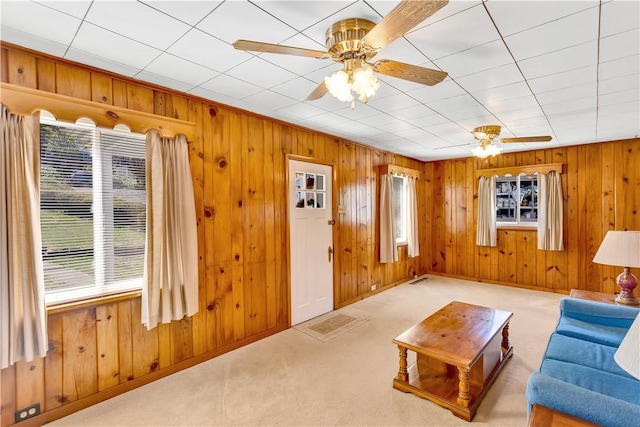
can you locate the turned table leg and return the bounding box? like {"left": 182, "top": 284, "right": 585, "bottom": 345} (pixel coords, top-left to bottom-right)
{"left": 397, "top": 346, "right": 409, "bottom": 382}
{"left": 457, "top": 367, "right": 471, "bottom": 408}
{"left": 502, "top": 323, "right": 510, "bottom": 353}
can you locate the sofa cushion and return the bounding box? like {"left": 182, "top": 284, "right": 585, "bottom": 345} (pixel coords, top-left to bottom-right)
{"left": 556, "top": 315, "right": 629, "bottom": 347}
{"left": 560, "top": 297, "right": 640, "bottom": 328}
{"left": 526, "top": 371, "right": 640, "bottom": 427}
{"left": 540, "top": 358, "right": 640, "bottom": 405}
{"left": 543, "top": 332, "right": 635, "bottom": 379}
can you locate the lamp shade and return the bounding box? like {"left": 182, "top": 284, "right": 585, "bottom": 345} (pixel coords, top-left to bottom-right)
{"left": 614, "top": 313, "right": 640, "bottom": 380}
{"left": 593, "top": 231, "right": 640, "bottom": 268}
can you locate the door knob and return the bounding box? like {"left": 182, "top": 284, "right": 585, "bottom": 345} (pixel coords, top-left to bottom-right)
{"left": 328, "top": 246, "right": 334, "bottom": 263}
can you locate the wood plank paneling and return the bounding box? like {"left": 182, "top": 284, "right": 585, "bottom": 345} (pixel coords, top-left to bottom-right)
{"left": 2, "top": 43, "right": 639, "bottom": 427}
{"left": 425, "top": 138, "right": 640, "bottom": 295}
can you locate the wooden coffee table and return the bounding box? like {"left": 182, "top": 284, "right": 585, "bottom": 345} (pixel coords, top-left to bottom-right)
{"left": 392, "top": 301, "right": 513, "bottom": 421}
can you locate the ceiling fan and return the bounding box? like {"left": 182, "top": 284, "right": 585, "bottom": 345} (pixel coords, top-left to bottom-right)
{"left": 233, "top": 0, "right": 450, "bottom": 104}
{"left": 472, "top": 125, "right": 553, "bottom": 158}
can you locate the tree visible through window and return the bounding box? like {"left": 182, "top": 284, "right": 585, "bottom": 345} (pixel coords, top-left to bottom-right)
{"left": 40, "top": 114, "right": 146, "bottom": 304}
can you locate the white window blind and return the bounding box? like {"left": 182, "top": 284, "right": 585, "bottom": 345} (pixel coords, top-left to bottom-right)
{"left": 392, "top": 175, "right": 407, "bottom": 243}
{"left": 40, "top": 114, "right": 146, "bottom": 305}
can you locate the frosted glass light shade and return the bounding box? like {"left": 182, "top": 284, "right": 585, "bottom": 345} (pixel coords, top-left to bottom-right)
{"left": 614, "top": 313, "right": 640, "bottom": 380}
{"left": 593, "top": 231, "right": 640, "bottom": 268}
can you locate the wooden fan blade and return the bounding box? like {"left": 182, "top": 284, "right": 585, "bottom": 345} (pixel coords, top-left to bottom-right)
{"left": 306, "top": 81, "right": 328, "bottom": 101}
{"left": 501, "top": 136, "right": 553, "bottom": 143}
{"left": 373, "top": 59, "right": 447, "bottom": 86}
{"left": 233, "top": 40, "right": 331, "bottom": 59}
{"left": 362, "top": 0, "right": 449, "bottom": 50}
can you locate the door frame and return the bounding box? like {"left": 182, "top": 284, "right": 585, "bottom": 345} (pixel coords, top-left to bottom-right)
{"left": 285, "top": 154, "right": 337, "bottom": 326}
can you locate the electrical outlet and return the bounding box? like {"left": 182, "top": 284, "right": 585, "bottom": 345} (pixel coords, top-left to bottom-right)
{"left": 371, "top": 284, "right": 377, "bottom": 291}
{"left": 15, "top": 403, "right": 40, "bottom": 423}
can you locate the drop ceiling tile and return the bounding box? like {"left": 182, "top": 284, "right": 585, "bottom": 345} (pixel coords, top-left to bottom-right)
{"left": 377, "top": 120, "right": 422, "bottom": 133}
{"left": 1, "top": 1, "right": 81, "bottom": 46}
{"left": 434, "top": 40, "right": 513, "bottom": 78}
{"left": 486, "top": 95, "right": 541, "bottom": 116}
{"left": 599, "top": 28, "right": 640, "bottom": 63}
{"left": 197, "top": 82, "right": 255, "bottom": 106}
{"left": 428, "top": 94, "right": 482, "bottom": 114}
{"left": 225, "top": 57, "right": 298, "bottom": 89}
{"left": 302, "top": 63, "right": 343, "bottom": 84}
{"left": 197, "top": 0, "right": 297, "bottom": 45}
{"left": 505, "top": 7, "right": 599, "bottom": 61}
{"left": 256, "top": 1, "right": 356, "bottom": 32}
{"left": 66, "top": 48, "right": 142, "bottom": 78}
{"left": 144, "top": 53, "right": 219, "bottom": 87}
{"left": 518, "top": 41, "right": 598, "bottom": 80}
{"left": 71, "top": 23, "right": 162, "bottom": 70}
{"left": 367, "top": 93, "right": 421, "bottom": 113}
{"left": 406, "top": 5, "right": 499, "bottom": 60}
{"left": 406, "top": 79, "right": 466, "bottom": 103}
{"left": 443, "top": 104, "right": 492, "bottom": 121}
{"left": 276, "top": 103, "right": 327, "bottom": 120}
{"left": 455, "top": 63, "right": 524, "bottom": 92}
{"left": 527, "top": 66, "right": 597, "bottom": 94}
{"left": 33, "top": 0, "right": 92, "bottom": 19}
{"left": 135, "top": 70, "right": 195, "bottom": 93}
{"left": 140, "top": 1, "right": 223, "bottom": 26}
{"left": 474, "top": 82, "right": 535, "bottom": 106}
{"left": 485, "top": 1, "right": 599, "bottom": 37}
{"left": 598, "top": 100, "right": 640, "bottom": 117}
{"left": 536, "top": 83, "right": 597, "bottom": 105}
{"left": 335, "top": 104, "right": 380, "bottom": 120}
{"left": 270, "top": 77, "right": 323, "bottom": 101}
{"left": 376, "top": 37, "right": 431, "bottom": 67}
{"left": 85, "top": 1, "right": 190, "bottom": 50}
{"left": 242, "top": 90, "right": 297, "bottom": 111}
{"left": 542, "top": 97, "right": 597, "bottom": 115}
{"left": 168, "top": 29, "right": 252, "bottom": 73}
{"left": 599, "top": 55, "right": 640, "bottom": 80}
{"left": 0, "top": 27, "right": 69, "bottom": 58}
{"left": 415, "top": 113, "right": 452, "bottom": 128}
{"left": 391, "top": 105, "right": 439, "bottom": 121}
{"left": 495, "top": 107, "right": 547, "bottom": 123}
{"left": 600, "top": 0, "right": 640, "bottom": 38}
{"left": 358, "top": 113, "right": 404, "bottom": 127}
{"left": 379, "top": 73, "right": 433, "bottom": 92}
{"left": 598, "top": 90, "right": 639, "bottom": 107}
{"left": 506, "top": 115, "right": 550, "bottom": 129}
{"left": 199, "top": 74, "right": 263, "bottom": 99}
{"left": 303, "top": 112, "right": 353, "bottom": 128}
{"left": 394, "top": 127, "right": 432, "bottom": 140}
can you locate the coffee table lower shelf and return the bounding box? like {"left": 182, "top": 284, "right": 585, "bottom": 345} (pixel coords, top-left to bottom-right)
{"left": 393, "top": 346, "right": 513, "bottom": 421}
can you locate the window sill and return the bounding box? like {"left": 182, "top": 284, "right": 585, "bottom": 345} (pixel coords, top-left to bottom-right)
{"left": 497, "top": 224, "right": 537, "bottom": 231}
{"left": 47, "top": 290, "right": 141, "bottom": 315}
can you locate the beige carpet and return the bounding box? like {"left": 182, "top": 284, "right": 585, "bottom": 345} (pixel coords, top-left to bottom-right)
{"left": 293, "top": 312, "right": 368, "bottom": 341}
{"left": 49, "top": 275, "right": 562, "bottom": 426}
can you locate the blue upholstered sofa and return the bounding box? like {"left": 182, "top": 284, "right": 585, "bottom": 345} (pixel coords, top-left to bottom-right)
{"left": 526, "top": 297, "right": 640, "bottom": 427}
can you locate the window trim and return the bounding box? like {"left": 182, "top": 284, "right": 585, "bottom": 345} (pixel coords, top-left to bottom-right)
{"left": 40, "top": 115, "right": 147, "bottom": 306}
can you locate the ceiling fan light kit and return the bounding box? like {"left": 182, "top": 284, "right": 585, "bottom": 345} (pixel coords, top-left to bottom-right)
{"left": 233, "top": 0, "right": 449, "bottom": 106}
{"left": 471, "top": 125, "right": 552, "bottom": 158}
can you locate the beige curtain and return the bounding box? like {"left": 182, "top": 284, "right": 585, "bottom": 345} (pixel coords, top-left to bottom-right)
{"left": 407, "top": 176, "right": 419, "bottom": 258}
{"left": 380, "top": 173, "right": 398, "bottom": 263}
{"left": 476, "top": 175, "right": 497, "bottom": 247}
{"left": 1, "top": 105, "right": 48, "bottom": 369}
{"left": 538, "top": 171, "right": 564, "bottom": 251}
{"left": 142, "top": 130, "right": 198, "bottom": 330}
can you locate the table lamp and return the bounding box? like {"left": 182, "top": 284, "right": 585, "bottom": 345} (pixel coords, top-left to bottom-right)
{"left": 614, "top": 313, "right": 640, "bottom": 379}
{"left": 593, "top": 230, "right": 640, "bottom": 305}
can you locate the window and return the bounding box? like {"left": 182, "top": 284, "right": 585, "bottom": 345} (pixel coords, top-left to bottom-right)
{"left": 392, "top": 175, "right": 407, "bottom": 243}
{"left": 496, "top": 174, "right": 538, "bottom": 225}
{"left": 40, "top": 113, "right": 146, "bottom": 305}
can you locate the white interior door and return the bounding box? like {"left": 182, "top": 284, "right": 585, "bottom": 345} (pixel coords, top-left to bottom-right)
{"left": 289, "top": 160, "right": 334, "bottom": 325}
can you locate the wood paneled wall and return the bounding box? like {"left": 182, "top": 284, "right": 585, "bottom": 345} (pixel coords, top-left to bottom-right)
{"left": 0, "top": 44, "right": 424, "bottom": 426}
{"left": 422, "top": 141, "right": 640, "bottom": 293}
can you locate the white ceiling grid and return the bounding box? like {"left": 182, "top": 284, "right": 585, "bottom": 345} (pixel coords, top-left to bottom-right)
{"left": 0, "top": 0, "right": 638, "bottom": 161}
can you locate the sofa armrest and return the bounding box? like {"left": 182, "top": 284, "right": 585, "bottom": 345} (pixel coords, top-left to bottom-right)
{"left": 526, "top": 371, "right": 640, "bottom": 427}
{"left": 560, "top": 297, "right": 640, "bottom": 328}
